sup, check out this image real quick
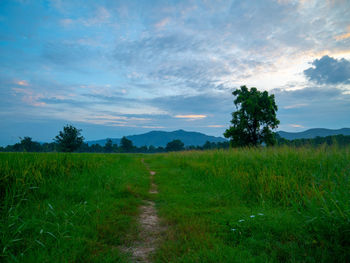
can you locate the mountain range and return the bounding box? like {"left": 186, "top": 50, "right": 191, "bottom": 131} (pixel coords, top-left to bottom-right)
{"left": 87, "top": 129, "right": 227, "bottom": 147}
{"left": 277, "top": 128, "right": 350, "bottom": 140}
{"left": 87, "top": 128, "right": 350, "bottom": 147}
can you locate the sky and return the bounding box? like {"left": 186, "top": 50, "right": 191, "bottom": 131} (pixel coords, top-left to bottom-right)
{"left": 1, "top": 0, "right": 350, "bottom": 146}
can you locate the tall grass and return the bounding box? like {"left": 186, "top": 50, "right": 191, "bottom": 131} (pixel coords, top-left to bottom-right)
{"left": 2, "top": 147, "right": 349, "bottom": 262}
{"left": 0, "top": 153, "right": 149, "bottom": 262}
{"left": 147, "top": 146, "right": 350, "bottom": 262}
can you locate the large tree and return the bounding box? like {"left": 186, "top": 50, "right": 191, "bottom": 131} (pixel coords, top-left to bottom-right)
{"left": 54, "top": 125, "right": 84, "bottom": 152}
{"left": 224, "top": 86, "right": 279, "bottom": 147}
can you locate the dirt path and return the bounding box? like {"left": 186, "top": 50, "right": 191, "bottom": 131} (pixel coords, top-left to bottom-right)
{"left": 122, "top": 159, "right": 163, "bottom": 262}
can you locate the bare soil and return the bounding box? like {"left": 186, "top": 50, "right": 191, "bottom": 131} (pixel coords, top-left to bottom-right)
{"left": 121, "top": 160, "right": 164, "bottom": 262}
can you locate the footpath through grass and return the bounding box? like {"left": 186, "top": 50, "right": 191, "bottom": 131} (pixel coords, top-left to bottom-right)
{"left": 0, "top": 153, "right": 149, "bottom": 262}
{"left": 1, "top": 147, "right": 349, "bottom": 262}
{"left": 145, "top": 146, "right": 350, "bottom": 262}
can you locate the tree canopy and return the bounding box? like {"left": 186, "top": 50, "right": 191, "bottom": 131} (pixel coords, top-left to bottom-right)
{"left": 120, "top": 137, "right": 134, "bottom": 152}
{"left": 166, "top": 139, "right": 185, "bottom": 152}
{"left": 54, "top": 125, "right": 84, "bottom": 152}
{"left": 104, "top": 138, "right": 113, "bottom": 153}
{"left": 224, "top": 86, "right": 279, "bottom": 147}
{"left": 11, "top": 137, "right": 42, "bottom": 152}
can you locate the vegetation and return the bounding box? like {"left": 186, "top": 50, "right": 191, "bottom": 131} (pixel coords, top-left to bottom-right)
{"left": 6, "top": 137, "right": 42, "bottom": 152}
{"left": 166, "top": 139, "right": 185, "bottom": 152}
{"left": 54, "top": 125, "right": 84, "bottom": 152}
{"left": 145, "top": 147, "right": 350, "bottom": 262}
{"left": 104, "top": 138, "right": 114, "bottom": 153}
{"left": 3, "top": 134, "right": 350, "bottom": 153}
{"left": 120, "top": 137, "right": 134, "bottom": 153}
{"left": 2, "top": 122, "right": 350, "bottom": 154}
{"left": 3, "top": 133, "right": 350, "bottom": 154}
{"left": 0, "top": 153, "right": 150, "bottom": 262}
{"left": 277, "top": 134, "right": 350, "bottom": 147}
{"left": 1, "top": 146, "right": 349, "bottom": 262}
{"left": 0, "top": 138, "right": 229, "bottom": 153}
{"left": 224, "top": 86, "right": 279, "bottom": 147}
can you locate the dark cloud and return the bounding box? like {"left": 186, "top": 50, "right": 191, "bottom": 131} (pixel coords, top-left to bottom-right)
{"left": 304, "top": 55, "right": 350, "bottom": 84}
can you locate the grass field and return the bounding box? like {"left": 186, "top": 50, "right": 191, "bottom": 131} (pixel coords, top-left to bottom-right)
{"left": 146, "top": 147, "right": 350, "bottom": 262}
{"left": 1, "top": 147, "right": 349, "bottom": 262}
{"left": 0, "top": 153, "right": 150, "bottom": 262}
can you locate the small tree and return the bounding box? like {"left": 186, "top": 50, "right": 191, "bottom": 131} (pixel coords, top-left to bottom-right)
{"left": 224, "top": 86, "right": 279, "bottom": 147}
{"left": 104, "top": 138, "right": 113, "bottom": 153}
{"left": 120, "top": 136, "right": 133, "bottom": 152}
{"left": 203, "top": 141, "right": 214, "bottom": 150}
{"left": 166, "top": 139, "right": 184, "bottom": 152}
{"left": 112, "top": 143, "right": 118, "bottom": 153}
{"left": 54, "top": 125, "right": 84, "bottom": 152}
{"left": 17, "top": 137, "right": 41, "bottom": 152}
{"left": 90, "top": 144, "right": 103, "bottom": 153}
{"left": 148, "top": 145, "right": 156, "bottom": 153}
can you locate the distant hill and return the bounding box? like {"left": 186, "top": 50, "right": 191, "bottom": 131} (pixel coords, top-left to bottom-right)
{"left": 87, "top": 129, "right": 227, "bottom": 147}
{"left": 278, "top": 128, "right": 350, "bottom": 140}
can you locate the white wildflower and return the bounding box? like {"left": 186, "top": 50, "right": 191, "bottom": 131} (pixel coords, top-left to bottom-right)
{"left": 238, "top": 219, "right": 245, "bottom": 222}
{"left": 250, "top": 215, "right": 255, "bottom": 218}
{"left": 231, "top": 228, "right": 236, "bottom": 231}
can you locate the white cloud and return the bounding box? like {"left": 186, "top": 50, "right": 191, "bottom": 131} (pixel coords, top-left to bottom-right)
{"left": 60, "top": 18, "right": 73, "bottom": 27}
{"left": 141, "top": 126, "right": 165, "bottom": 129}
{"left": 174, "top": 114, "right": 207, "bottom": 119}
{"left": 283, "top": 103, "right": 308, "bottom": 109}
{"left": 15, "top": 80, "right": 29, "bottom": 86}
{"left": 12, "top": 88, "right": 46, "bottom": 107}
{"left": 155, "top": 17, "right": 170, "bottom": 29}
{"left": 289, "top": 124, "right": 304, "bottom": 128}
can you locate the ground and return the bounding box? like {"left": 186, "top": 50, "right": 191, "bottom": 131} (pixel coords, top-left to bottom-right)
{"left": 1, "top": 148, "right": 349, "bottom": 262}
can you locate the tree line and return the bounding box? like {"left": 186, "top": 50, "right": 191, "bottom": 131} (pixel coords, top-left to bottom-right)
{"left": 2, "top": 133, "right": 348, "bottom": 153}
{"left": 0, "top": 125, "right": 230, "bottom": 153}
{"left": 276, "top": 134, "right": 350, "bottom": 147}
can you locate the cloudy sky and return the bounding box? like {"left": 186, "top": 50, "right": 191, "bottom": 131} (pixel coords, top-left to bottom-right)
{"left": 1, "top": 0, "right": 350, "bottom": 145}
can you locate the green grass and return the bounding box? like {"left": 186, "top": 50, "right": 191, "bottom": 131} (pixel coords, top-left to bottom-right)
{"left": 0, "top": 153, "right": 150, "bottom": 262}
{"left": 145, "top": 146, "right": 350, "bottom": 262}
{"left": 1, "top": 147, "right": 349, "bottom": 262}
